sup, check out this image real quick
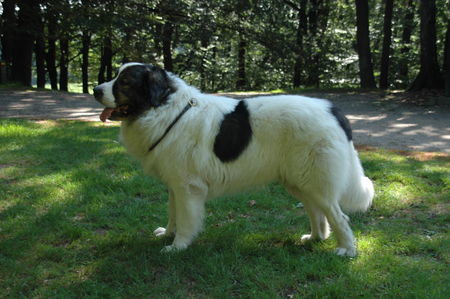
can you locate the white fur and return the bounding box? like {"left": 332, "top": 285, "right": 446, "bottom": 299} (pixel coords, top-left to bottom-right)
{"left": 108, "top": 68, "right": 374, "bottom": 256}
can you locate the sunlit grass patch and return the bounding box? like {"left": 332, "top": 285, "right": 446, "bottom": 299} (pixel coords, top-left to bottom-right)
{"left": 0, "top": 119, "right": 448, "bottom": 297}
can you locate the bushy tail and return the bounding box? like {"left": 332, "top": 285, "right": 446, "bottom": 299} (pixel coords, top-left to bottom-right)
{"left": 339, "top": 145, "right": 374, "bottom": 214}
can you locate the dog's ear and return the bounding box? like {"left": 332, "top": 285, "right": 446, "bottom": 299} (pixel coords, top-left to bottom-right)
{"left": 144, "top": 65, "right": 171, "bottom": 107}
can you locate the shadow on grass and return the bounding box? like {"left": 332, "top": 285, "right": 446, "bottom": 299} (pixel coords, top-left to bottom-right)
{"left": 0, "top": 119, "right": 448, "bottom": 297}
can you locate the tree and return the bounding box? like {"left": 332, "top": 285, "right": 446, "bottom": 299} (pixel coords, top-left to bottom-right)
{"left": 355, "top": 0, "right": 376, "bottom": 88}
{"left": 379, "top": 0, "right": 394, "bottom": 89}
{"left": 444, "top": 17, "right": 450, "bottom": 97}
{"left": 409, "top": 0, "right": 444, "bottom": 90}
{"left": 45, "top": 5, "right": 58, "bottom": 90}
{"left": 1, "top": 0, "right": 16, "bottom": 66}
{"left": 11, "top": 0, "right": 40, "bottom": 86}
{"left": 398, "top": 0, "right": 415, "bottom": 85}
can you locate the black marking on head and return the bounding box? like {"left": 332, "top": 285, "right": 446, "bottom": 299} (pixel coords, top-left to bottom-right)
{"left": 330, "top": 105, "right": 352, "bottom": 141}
{"left": 213, "top": 100, "right": 252, "bottom": 162}
{"left": 111, "top": 64, "right": 175, "bottom": 119}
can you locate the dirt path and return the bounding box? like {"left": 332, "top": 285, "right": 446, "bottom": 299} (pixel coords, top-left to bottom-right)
{"left": 1, "top": 88, "right": 449, "bottom": 153}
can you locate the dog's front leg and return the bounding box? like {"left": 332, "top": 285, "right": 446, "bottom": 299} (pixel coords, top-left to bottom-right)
{"left": 154, "top": 188, "right": 176, "bottom": 237}
{"left": 162, "top": 180, "right": 207, "bottom": 252}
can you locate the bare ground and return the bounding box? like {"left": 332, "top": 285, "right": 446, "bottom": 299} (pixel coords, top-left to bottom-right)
{"left": 1, "top": 88, "right": 449, "bottom": 153}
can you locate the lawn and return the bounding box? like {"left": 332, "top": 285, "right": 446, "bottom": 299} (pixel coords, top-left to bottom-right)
{"left": 0, "top": 119, "right": 449, "bottom": 298}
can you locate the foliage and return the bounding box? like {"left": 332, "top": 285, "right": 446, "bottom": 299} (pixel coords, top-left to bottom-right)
{"left": 0, "top": 119, "right": 449, "bottom": 297}
{"left": 1, "top": 0, "right": 449, "bottom": 91}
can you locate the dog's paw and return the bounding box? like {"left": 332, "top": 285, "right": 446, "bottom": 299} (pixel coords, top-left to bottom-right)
{"left": 301, "top": 234, "right": 318, "bottom": 244}
{"left": 335, "top": 247, "right": 357, "bottom": 257}
{"left": 161, "top": 243, "right": 188, "bottom": 253}
{"left": 154, "top": 227, "right": 168, "bottom": 238}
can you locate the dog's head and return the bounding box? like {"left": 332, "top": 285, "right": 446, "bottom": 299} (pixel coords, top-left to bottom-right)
{"left": 93, "top": 63, "right": 175, "bottom": 122}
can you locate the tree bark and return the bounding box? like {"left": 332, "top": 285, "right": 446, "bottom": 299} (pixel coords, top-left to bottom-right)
{"left": 46, "top": 13, "right": 58, "bottom": 90}
{"left": 35, "top": 8, "right": 46, "bottom": 88}
{"left": 35, "top": 33, "right": 46, "bottom": 88}
{"left": 162, "top": 21, "right": 174, "bottom": 72}
{"left": 235, "top": 30, "right": 247, "bottom": 90}
{"left": 81, "top": 31, "right": 91, "bottom": 93}
{"left": 59, "top": 37, "right": 69, "bottom": 91}
{"left": 379, "top": 0, "right": 394, "bottom": 89}
{"left": 355, "top": 0, "right": 377, "bottom": 88}
{"left": 11, "top": 0, "right": 40, "bottom": 86}
{"left": 293, "top": 0, "right": 307, "bottom": 88}
{"left": 97, "top": 36, "right": 112, "bottom": 84}
{"left": 398, "top": 0, "right": 415, "bottom": 83}
{"left": 409, "top": 0, "right": 444, "bottom": 91}
{"left": 1, "top": 0, "right": 16, "bottom": 65}
{"left": 444, "top": 18, "right": 450, "bottom": 97}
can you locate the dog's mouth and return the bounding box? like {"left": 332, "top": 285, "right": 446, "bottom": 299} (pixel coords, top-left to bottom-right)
{"left": 100, "top": 105, "right": 129, "bottom": 122}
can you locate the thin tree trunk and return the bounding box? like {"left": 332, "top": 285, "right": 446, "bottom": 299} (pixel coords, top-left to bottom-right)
{"left": 35, "top": 34, "right": 46, "bottom": 88}
{"left": 46, "top": 13, "right": 58, "bottom": 90}
{"left": 98, "top": 43, "right": 106, "bottom": 85}
{"left": 81, "top": 31, "right": 91, "bottom": 93}
{"left": 293, "top": 0, "right": 307, "bottom": 88}
{"left": 236, "top": 30, "right": 247, "bottom": 90}
{"left": 162, "top": 21, "right": 174, "bottom": 71}
{"left": 104, "top": 36, "right": 113, "bottom": 81}
{"left": 398, "top": 0, "right": 415, "bottom": 84}
{"left": 59, "top": 37, "right": 69, "bottom": 91}
{"left": 379, "top": 0, "right": 394, "bottom": 89}
{"left": 409, "top": 0, "right": 444, "bottom": 90}
{"left": 355, "top": 0, "right": 377, "bottom": 88}
{"left": 35, "top": 8, "right": 46, "bottom": 88}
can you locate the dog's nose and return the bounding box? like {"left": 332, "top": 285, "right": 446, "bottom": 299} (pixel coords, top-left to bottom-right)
{"left": 93, "top": 86, "right": 103, "bottom": 99}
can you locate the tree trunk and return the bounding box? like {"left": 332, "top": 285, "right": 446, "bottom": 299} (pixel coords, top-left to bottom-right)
{"left": 98, "top": 44, "right": 106, "bottom": 85}
{"left": 59, "top": 37, "right": 69, "bottom": 91}
{"left": 236, "top": 30, "right": 247, "bottom": 90}
{"left": 11, "top": 0, "right": 39, "bottom": 86}
{"left": 46, "top": 14, "right": 58, "bottom": 90}
{"left": 409, "top": 0, "right": 444, "bottom": 91}
{"left": 293, "top": 0, "right": 307, "bottom": 88}
{"left": 379, "top": 0, "right": 394, "bottom": 89}
{"left": 162, "top": 21, "right": 174, "bottom": 72}
{"left": 1, "top": 0, "right": 16, "bottom": 65}
{"left": 398, "top": 0, "right": 415, "bottom": 84}
{"left": 97, "top": 36, "right": 112, "bottom": 84}
{"left": 81, "top": 31, "right": 91, "bottom": 93}
{"left": 35, "top": 34, "right": 46, "bottom": 88}
{"left": 355, "top": 0, "right": 377, "bottom": 88}
{"left": 35, "top": 9, "right": 46, "bottom": 88}
{"left": 104, "top": 37, "right": 113, "bottom": 81}
{"left": 444, "top": 18, "right": 450, "bottom": 97}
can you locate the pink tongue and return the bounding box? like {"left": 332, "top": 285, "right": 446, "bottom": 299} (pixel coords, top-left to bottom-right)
{"left": 100, "top": 108, "right": 114, "bottom": 122}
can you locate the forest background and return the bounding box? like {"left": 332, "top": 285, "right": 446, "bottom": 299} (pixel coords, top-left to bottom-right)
{"left": 1, "top": 0, "right": 449, "bottom": 95}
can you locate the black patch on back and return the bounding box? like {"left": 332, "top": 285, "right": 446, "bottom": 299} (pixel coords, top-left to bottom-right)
{"left": 214, "top": 101, "right": 252, "bottom": 162}
{"left": 330, "top": 105, "right": 352, "bottom": 141}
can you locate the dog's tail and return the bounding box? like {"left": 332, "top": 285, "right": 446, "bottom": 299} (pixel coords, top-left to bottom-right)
{"left": 339, "top": 144, "right": 374, "bottom": 214}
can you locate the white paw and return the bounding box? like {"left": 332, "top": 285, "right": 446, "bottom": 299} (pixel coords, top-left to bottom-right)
{"left": 301, "top": 234, "right": 317, "bottom": 244}
{"left": 161, "top": 243, "right": 187, "bottom": 253}
{"left": 335, "top": 247, "right": 357, "bottom": 257}
{"left": 153, "top": 227, "right": 167, "bottom": 238}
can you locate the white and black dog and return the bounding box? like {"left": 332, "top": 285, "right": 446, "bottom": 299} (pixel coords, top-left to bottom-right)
{"left": 93, "top": 62, "right": 374, "bottom": 256}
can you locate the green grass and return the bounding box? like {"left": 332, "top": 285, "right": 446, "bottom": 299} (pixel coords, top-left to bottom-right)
{"left": 0, "top": 119, "right": 449, "bottom": 298}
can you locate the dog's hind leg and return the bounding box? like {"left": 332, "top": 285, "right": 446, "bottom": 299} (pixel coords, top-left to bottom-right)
{"left": 154, "top": 189, "right": 176, "bottom": 237}
{"left": 319, "top": 200, "right": 356, "bottom": 257}
{"left": 286, "top": 187, "right": 330, "bottom": 243}
{"left": 162, "top": 180, "right": 208, "bottom": 252}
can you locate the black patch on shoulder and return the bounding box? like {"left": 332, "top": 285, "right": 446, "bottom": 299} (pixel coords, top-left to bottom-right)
{"left": 330, "top": 105, "right": 352, "bottom": 141}
{"left": 214, "top": 101, "right": 252, "bottom": 162}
